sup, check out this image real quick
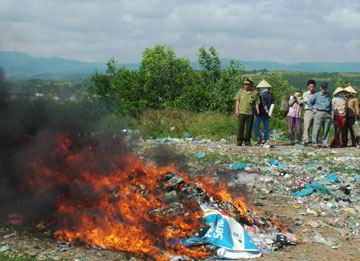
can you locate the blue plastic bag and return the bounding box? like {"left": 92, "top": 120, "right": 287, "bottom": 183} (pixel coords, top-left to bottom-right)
{"left": 194, "top": 152, "right": 206, "bottom": 158}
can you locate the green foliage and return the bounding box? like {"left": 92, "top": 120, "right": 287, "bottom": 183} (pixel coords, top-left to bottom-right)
{"left": 0, "top": 253, "right": 36, "bottom": 261}
{"left": 335, "top": 77, "right": 350, "bottom": 88}
{"left": 198, "top": 46, "right": 221, "bottom": 85}
{"left": 139, "top": 44, "right": 196, "bottom": 109}
{"left": 265, "top": 72, "right": 294, "bottom": 116}
{"left": 137, "top": 109, "right": 237, "bottom": 140}
{"left": 90, "top": 45, "right": 246, "bottom": 114}
{"left": 96, "top": 113, "right": 137, "bottom": 134}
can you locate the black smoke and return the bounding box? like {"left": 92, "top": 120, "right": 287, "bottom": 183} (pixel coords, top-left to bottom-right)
{"left": 0, "top": 69, "right": 109, "bottom": 222}
{"left": 0, "top": 69, "right": 191, "bottom": 226}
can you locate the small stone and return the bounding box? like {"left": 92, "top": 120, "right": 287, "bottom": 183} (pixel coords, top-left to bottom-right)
{"left": 214, "top": 160, "right": 222, "bottom": 166}
{"left": 293, "top": 217, "right": 304, "bottom": 226}
{"left": 306, "top": 209, "right": 319, "bottom": 217}
{"left": 36, "top": 254, "right": 47, "bottom": 261}
{"left": 24, "top": 250, "right": 38, "bottom": 256}
{"left": 305, "top": 220, "right": 319, "bottom": 228}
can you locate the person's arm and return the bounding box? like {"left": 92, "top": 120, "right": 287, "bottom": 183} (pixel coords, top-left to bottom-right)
{"left": 308, "top": 94, "right": 315, "bottom": 111}
{"left": 329, "top": 95, "right": 332, "bottom": 113}
{"left": 298, "top": 97, "right": 304, "bottom": 106}
{"left": 289, "top": 96, "right": 295, "bottom": 106}
{"left": 235, "top": 100, "right": 240, "bottom": 116}
{"left": 269, "top": 104, "right": 275, "bottom": 117}
{"left": 234, "top": 90, "right": 241, "bottom": 116}
{"left": 353, "top": 99, "right": 360, "bottom": 119}
{"left": 303, "top": 92, "right": 309, "bottom": 104}
{"left": 268, "top": 94, "right": 275, "bottom": 117}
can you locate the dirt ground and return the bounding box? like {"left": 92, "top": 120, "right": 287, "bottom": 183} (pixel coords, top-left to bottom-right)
{"left": 1, "top": 142, "right": 360, "bottom": 260}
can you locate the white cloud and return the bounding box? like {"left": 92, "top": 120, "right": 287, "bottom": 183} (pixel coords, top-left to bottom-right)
{"left": 1, "top": 0, "right": 360, "bottom": 63}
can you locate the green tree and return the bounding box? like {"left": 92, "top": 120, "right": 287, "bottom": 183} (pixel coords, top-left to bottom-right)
{"left": 266, "top": 72, "right": 294, "bottom": 116}
{"left": 139, "top": 44, "right": 196, "bottom": 109}
{"left": 211, "top": 60, "right": 245, "bottom": 112}
{"left": 198, "top": 46, "right": 221, "bottom": 85}
{"left": 111, "top": 67, "right": 145, "bottom": 116}
{"left": 335, "top": 77, "right": 350, "bottom": 88}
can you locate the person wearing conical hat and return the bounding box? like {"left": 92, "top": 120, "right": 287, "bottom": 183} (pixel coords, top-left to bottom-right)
{"left": 234, "top": 77, "right": 260, "bottom": 146}
{"left": 253, "top": 79, "right": 274, "bottom": 147}
{"left": 342, "top": 85, "right": 359, "bottom": 147}
{"left": 331, "top": 87, "right": 346, "bottom": 147}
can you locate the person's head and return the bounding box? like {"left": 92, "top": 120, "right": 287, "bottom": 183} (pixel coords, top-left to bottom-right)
{"left": 333, "top": 87, "right": 345, "bottom": 98}
{"left": 307, "top": 79, "right": 316, "bottom": 93}
{"left": 256, "top": 79, "right": 271, "bottom": 92}
{"left": 243, "top": 78, "right": 253, "bottom": 91}
{"left": 320, "top": 82, "right": 328, "bottom": 94}
{"left": 344, "top": 86, "right": 357, "bottom": 98}
{"left": 294, "top": 88, "right": 301, "bottom": 97}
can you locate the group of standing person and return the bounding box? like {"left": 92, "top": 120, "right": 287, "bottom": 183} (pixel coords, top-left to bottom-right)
{"left": 234, "top": 78, "right": 274, "bottom": 147}
{"left": 234, "top": 78, "right": 360, "bottom": 148}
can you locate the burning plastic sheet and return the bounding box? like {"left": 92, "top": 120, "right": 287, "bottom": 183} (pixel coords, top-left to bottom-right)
{"left": 186, "top": 209, "right": 262, "bottom": 259}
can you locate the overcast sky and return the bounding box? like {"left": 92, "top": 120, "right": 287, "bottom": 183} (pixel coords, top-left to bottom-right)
{"left": 1, "top": 0, "right": 360, "bottom": 63}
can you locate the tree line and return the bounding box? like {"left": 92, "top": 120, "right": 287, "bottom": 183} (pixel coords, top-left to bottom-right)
{"left": 89, "top": 45, "right": 291, "bottom": 117}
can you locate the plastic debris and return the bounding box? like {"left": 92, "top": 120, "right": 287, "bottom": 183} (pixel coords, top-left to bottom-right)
{"left": 229, "top": 163, "right": 246, "bottom": 170}
{"left": 194, "top": 152, "right": 206, "bottom": 158}
{"left": 186, "top": 210, "right": 262, "bottom": 259}
{"left": 0, "top": 246, "right": 10, "bottom": 252}
{"left": 292, "top": 188, "right": 314, "bottom": 197}
{"left": 183, "top": 132, "right": 192, "bottom": 138}
{"left": 311, "top": 181, "right": 333, "bottom": 195}
{"left": 313, "top": 233, "right": 334, "bottom": 246}
{"left": 150, "top": 138, "right": 172, "bottom": 143}
{"left": 282, "top": 150, "right": 301, "bottom": 156}
{"left": 342, "top": 207, "right": 357, "bottom": 215}
{"left": 327, "top": 173, "right": 340, "bottom": 183}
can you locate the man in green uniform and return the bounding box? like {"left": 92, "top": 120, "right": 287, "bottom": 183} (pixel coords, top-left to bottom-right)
{"left": 234, "top": 78, "right": 260, "bottom": 146}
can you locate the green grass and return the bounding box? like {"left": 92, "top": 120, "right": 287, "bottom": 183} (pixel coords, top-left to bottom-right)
{"left": 135, "top": 109, "right": 239, "bottom": 140}
{"left": 0, "top": 253, "right": 36, "bottom": 261}
{"left": 94, "top": 108, "right": 340, "bottom": 143}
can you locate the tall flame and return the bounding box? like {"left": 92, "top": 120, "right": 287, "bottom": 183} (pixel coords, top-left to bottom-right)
{"left": 10, "top": 132, "right": 291, "bottom": 259}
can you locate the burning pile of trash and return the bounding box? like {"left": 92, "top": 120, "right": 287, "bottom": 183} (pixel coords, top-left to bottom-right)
{"left": 3, "top": 130, "right": 298, "bottom": 260}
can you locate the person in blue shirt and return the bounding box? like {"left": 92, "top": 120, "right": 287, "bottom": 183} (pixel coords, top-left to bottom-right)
{"left": 308, "top": 82, "right": 332, "bottom": 147}
{"left": 253, "top": 80, "right": 274, "bottom": 147}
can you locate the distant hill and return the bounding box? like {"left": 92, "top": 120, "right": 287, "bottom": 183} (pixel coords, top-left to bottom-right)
{"left": 1, "top": 51, "right": 360, "bottom": 80}
{"left": 0, "top": 51, "right": 108, "bottom": 80}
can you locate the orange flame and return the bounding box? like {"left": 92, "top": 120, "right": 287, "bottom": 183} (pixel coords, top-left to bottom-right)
{"left": 11, "top": 132, "right": 295, "bottom": 259}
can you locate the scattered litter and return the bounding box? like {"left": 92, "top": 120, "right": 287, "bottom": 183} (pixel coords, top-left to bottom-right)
{"left": 0, "top": 246, "right": 10, "bottom": 252}
{"left": 186, "top": 210, "right": 262, "bottom": 259}
{"left": 313, "top": 233, "right": 334, "bottom": 246}
{"left": 194, "top": 152, "right": 207, "bottom": 158}
{"left": 3, "top": 232, "right": 16, "bottom": 239}
{"left": 229, "top": 163, "right": 246, "bottom": 170}
{"left": 327, "top": 173, "right": 340, "bottom": 183}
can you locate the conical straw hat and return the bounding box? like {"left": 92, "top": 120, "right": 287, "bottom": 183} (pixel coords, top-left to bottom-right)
{"left": 256, "top": 79, "right": 272, "bottom": 88}
{"left": 333, "top": 87, "right": 344, "bottom": 96}
{"left": 344, "top": 85, "right": 357, "bottom": 94}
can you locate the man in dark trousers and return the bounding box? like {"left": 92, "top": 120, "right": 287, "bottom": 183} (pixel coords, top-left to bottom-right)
{"left": 234, "top": 78, "right": 260, "bottom": 146}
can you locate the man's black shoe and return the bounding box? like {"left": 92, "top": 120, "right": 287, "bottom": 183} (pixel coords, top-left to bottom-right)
{"left": 236, "top": 142, "right": 242, "bottom": 146}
